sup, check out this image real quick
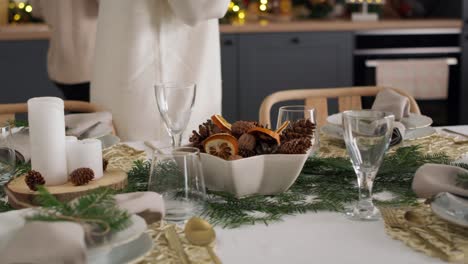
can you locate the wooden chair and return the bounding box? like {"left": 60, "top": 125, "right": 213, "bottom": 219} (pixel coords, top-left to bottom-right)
{"left": 259, "top": 86, "right": 421, "bottom": 128}
{"left": 0, "top": 100, "right": 117, "bottom": 135}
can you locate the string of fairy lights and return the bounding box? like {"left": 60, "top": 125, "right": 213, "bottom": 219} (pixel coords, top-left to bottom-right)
{"left": 8, "top": 0, "right": 33, "bottom": 22}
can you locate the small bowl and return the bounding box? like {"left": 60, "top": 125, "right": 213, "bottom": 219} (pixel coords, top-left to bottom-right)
{"left": 200, "top": 153, "right": 309, "bottom": 198}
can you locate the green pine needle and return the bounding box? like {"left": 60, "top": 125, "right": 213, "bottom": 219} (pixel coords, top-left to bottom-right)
{"left": 27, "top": 186, "right": 131, "bottom": 233}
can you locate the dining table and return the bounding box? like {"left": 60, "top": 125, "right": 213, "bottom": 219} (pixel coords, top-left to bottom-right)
{"left": 125, "top": 125, "right": 468, "bottom": 264}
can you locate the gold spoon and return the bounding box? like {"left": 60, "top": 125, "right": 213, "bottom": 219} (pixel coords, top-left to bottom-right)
{"left": 184, "top": 217, "right": 222, "bottom": 264}
{"left": 404, "top": 210, "right": 458, "bottom": 250}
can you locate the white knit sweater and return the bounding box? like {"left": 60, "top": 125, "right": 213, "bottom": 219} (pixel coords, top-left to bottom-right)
{"left": 31, "top": 0, "right": 98, "bottom": 84}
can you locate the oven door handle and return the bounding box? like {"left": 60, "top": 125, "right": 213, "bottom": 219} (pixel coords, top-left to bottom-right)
{"left": 365, "top": 57, "right": 458, "bottom": 67}
{"left": 354, "top": 47, "right": 461, "bottom": 56}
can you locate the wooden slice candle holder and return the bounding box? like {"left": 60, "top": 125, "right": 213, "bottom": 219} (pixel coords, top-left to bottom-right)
{"left": 5, "top": 169, "right": 128, "bottom": 209}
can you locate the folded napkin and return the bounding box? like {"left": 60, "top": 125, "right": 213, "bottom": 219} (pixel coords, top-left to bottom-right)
{"left": 1, "top": 221, "right": 87, "bottom": 264}
{"left": 115, "top": 192, "right": 165, "bottom": 224}
{"left": 65, "top": 112, "right": 113, "bottom": 139}
{"left": 0, "top": 192, "right": 164, "bottom": 263}
{"left": 413, "top": 164, "right": 468, "bottom": 199}
{"left": 371, "top": 89, "right": 410, "bottom": 121}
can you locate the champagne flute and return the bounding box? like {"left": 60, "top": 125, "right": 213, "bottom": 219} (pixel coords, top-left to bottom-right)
{"left": 154, "top": 83, "right": 196, "bottom": 147}
{"left": 342, "top": 110, "right": 394, "bottom": 221}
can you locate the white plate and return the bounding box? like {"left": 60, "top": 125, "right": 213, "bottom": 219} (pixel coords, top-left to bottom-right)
{"left": 320, "top": 124, "right": 436, "bottom": 141}
{"left": 327, "top": 113, "right": 433, "bottom": 129}
{"left": 0, "top": 210, "right": 148, "bottom": 259}
{"left": 88, "top": 233, "right": 153, "bottom": 264}
{"left": 431, "top": 192, "right": 468, "bottom": 228}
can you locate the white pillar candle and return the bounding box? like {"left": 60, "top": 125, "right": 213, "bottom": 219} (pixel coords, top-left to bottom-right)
{"left": 65, "top": 136, "right": 78, "bottom": 175}
{"left": 66, "top": 139, "right": 103, "bottom": 180}
{"left": 28, "top": 97, "right": 68, "bottom": 186}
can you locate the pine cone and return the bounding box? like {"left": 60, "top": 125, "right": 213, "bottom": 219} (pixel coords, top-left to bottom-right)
{"left": 239, "top": 148, "right": 256, "bottom": 158}
{"left": 25, "top": 170, "right": 45, "bottom": 191}
{"left": 279, "top": 138, "right": 312, "bottom": 154}
{"left": 103, "top": 159, "right": 109, "bottom": 171}
{"left": 280, "top": 119, "right": 316, "bottom": 142}
{"left": 70, "top": 168, "right": 94, "bottom": 186}
{"left": 189, "top": 120, "right": 222, "bottom": 151}
{"left": 255, "top": 141, "right": 279, "bottom": 155}
{"left": 231, "top": 121, "right": 258, "bottom": 138}
{"left": 238, "top": 133, "right": 256, "bottom": 151}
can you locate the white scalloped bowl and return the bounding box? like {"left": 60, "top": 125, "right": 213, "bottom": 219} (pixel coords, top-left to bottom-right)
{"left": 200, "top": 153, "right": 309, "bottom": 198}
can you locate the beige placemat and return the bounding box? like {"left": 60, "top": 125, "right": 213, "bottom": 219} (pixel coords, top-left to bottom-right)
{"left": 139, "top": 222, "right": 216, "bottom": 264}
{"left": 381, "top": 205, "right": 468, "bottom": 263}
{"left": 103, "top": 144, "right": 147, "bottom": 172}
{"left": 319, "top": 133, "right": 468, "bottom": 160}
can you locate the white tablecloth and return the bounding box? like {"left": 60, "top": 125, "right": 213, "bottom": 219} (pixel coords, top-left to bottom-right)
{"left": 127, "top": 125, "right": 468, "bottom": 264}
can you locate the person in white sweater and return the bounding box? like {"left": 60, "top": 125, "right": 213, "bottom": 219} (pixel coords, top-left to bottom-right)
{"left": 31, "top": 0, "right": 98, "bottom": 101}
{"left": 92, "top": 0, "right": 230, "bottom": 141}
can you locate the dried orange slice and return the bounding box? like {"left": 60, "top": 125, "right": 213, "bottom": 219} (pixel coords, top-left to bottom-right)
{"left": 203, "top": 133, "right": 238, "bottom": 160}
{"left": 211, "top": 114, "right": 232, "bottom": 132}
{"left": 275, "top": 120, "right": 290, "bottom": 134}
{"left": 247, "top": 127, "right": 281, "bottom": 145}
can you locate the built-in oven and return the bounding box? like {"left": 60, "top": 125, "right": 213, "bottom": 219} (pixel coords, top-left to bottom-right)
{"left": 353, "top": 28, "right": 462, "bottom": 126}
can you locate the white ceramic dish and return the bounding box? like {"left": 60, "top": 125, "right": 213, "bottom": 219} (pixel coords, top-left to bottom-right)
{"left": 431, "top": 192, "right": 468, "bottom": 228}
{"left": 327, "top": 112, "right": 433, "bottom": 129}
{"left": 321, "top": 124, "right": 436, "bottom": 141}
{"left": 201, "top": 152, "right": 309, "bottom": 197}
{"left": 88, "top": 233, "right": 153, "bottom": 264}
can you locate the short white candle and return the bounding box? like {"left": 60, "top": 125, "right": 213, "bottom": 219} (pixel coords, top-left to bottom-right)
{"left": 28, "top": 97, "right": 68, "bottom": 186}
{"left": 66, "top": 139, "right": 104, "bottom": 180}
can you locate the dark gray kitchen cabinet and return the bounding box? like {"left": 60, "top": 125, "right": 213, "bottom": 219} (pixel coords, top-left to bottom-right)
{"left": 236, "top": 32, "right": 353, "bottom": 122}
{"left": 221, "top": 34, "right": 239, "bottom": 122}
{"left": 461, "top": 0, "right": 468, "bottom": 124}
{"left": 0, "top": 40, "right": 61, "bottom": 104}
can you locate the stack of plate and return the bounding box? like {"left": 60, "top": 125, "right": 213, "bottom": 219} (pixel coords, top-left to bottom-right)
{"left": 0, "top": 210, "right": 153, "bottom": 264}
{"left": 321, "top": 113, "right": 435, "bottom": 141}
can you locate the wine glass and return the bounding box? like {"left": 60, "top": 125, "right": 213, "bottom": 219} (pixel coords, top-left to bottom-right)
{"left": 342, "top": 110, "right": 394, "bottom": 221}
{"left": 154, "top": 83, "right": 196, "bottom": 147}
{"left": 148, "top": 147, "right": 206, "bottom": 223}
{"left": 0, "top": 125, "right": 16, "bottom": 198}
{"left": 276, "top": 105, "right": 319, "bottom": 155}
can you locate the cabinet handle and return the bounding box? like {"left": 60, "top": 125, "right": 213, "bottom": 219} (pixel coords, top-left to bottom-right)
{"left": 290, "top": 37, "right": 300, "bottom": 44}
{"left": 223, "top": 39, "right": 234, "bottom": 46}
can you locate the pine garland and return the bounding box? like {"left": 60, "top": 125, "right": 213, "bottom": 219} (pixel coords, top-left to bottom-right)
{"left": 2, "top": 145, "right": 467, "bottom": 229}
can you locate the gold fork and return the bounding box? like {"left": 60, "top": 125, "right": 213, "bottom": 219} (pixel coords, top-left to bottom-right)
{"left": 381, "top": 208, "right": 451, "bottom": 261}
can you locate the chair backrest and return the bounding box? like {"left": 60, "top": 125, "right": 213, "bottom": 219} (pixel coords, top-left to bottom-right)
{"left": 259, "top": 86, "right": 421, "bottom": 128}
{"left": 0, "top": 100, "right": 117, "bottom": 135}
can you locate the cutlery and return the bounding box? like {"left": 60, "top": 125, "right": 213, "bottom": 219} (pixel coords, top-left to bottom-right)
{"left": 164, "top": 225, "right": 190, "bottom": 264}
{"left": 403, "top": 211, "right": 459, "bottom": 251}
{"left": 442, "top": 128, "right": 468, "bottom": 139}
{"left": 381, "top": 208, "right": 452, "bottom": 262}
{"left": 144, "top": 141, "right": 164, "bottom": 154}
{"left": 185, "top": 217, "right": 222, "bottom": 264}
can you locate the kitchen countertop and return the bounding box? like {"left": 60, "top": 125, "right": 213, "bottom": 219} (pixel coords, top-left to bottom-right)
{"left": 0, "top": 19, "right": 462, "bottom": 41}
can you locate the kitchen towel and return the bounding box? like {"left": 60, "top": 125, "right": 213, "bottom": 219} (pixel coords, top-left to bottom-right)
{"left": 375, "top": 58, "right": 449, "bottom": 100}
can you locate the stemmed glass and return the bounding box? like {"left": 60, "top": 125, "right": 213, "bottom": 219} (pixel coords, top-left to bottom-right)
{"left": 155, "top": 83, "right": 196, "bottom": 147}
{"left": 277, "top": 105, "right": 319, "bottom": 155}
{"left": 342, "top": 110, "right": 394, "bottom": 221}
{"left": 0, "top": 125, "right": 16, "bottom": 198}
{"left": 148, "top": 147, "right": 206, "bottom": 223}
